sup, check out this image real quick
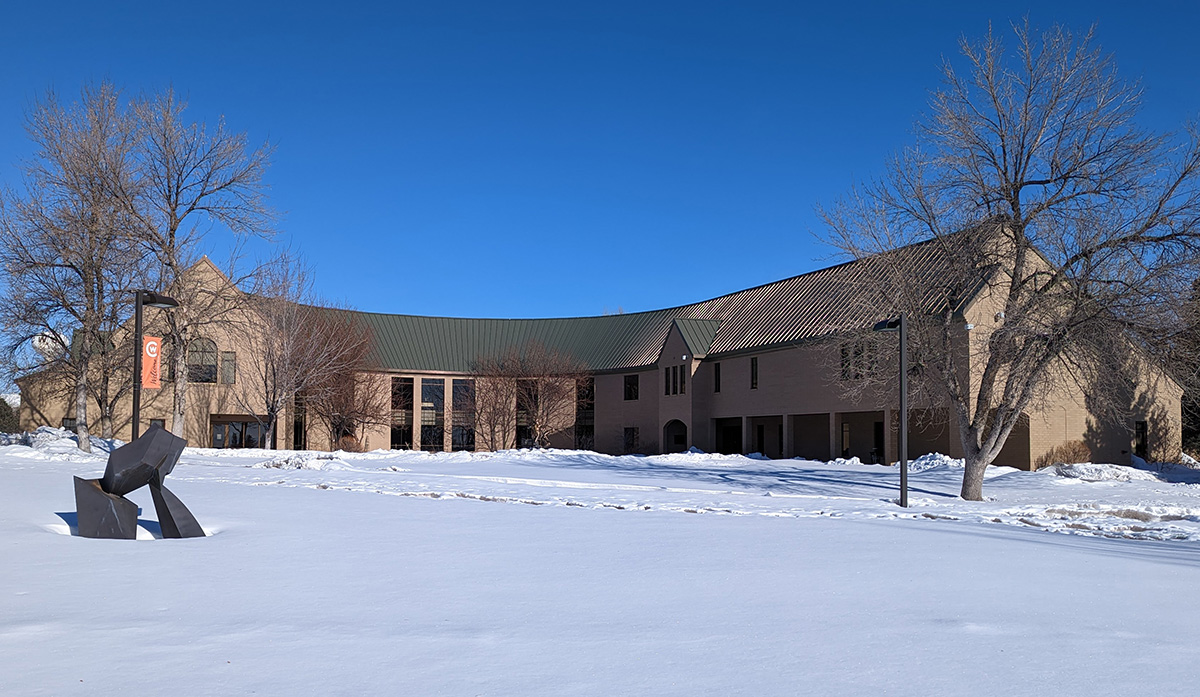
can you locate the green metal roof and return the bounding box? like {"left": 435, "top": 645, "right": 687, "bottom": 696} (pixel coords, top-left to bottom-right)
{"left": 344, "top": 236, "right": 984, "bottom": 374}
{"left": 672, "top": 318, "right": 722, "bottom": 358}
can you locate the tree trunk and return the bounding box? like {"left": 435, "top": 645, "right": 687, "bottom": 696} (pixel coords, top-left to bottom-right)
{"left": 960, "top": 452, "right": 988, "bottom": 501}
{"left": 74, "top": 367, "right": 91, "bottom": 453}
{"left": 170, "top": 334, "right": 188, "bottom": 438}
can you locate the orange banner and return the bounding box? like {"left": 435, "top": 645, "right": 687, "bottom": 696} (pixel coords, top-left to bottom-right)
{"left": 142, "top": 336, "right": 162, "bottom": 389}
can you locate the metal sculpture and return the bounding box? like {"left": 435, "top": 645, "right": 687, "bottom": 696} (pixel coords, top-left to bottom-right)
{"left": 73, "top": 424, "right": 204, "bottom": 539}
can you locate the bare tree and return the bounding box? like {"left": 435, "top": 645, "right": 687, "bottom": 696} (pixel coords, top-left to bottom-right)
{"left": 0, "top": 83, "right": 144, "bottom": 451}
{"left": 303, "top": 313, "right": 388, "bottom": 451}
{"left": 517, "top": 343, "right": 588, "bottom": 448}
{"left": 472, "top": 353, "right": 519, "bottom": 451}
{"left": 230, "top": 257, "right": 386, "bottom": 450}
{"left": 126, "top": 87, "right": 275, "bottom": 437}
{"left": 470, "top": 342, "right": 587, "bottom": 450}
{"left": 89, "top": 247, "right": 152, "bottom": 438}
{"left": 821, "top": 21, "right": 1200, "bottom": 500}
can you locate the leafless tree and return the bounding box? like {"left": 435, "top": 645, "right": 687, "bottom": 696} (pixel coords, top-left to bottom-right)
{"left": 472, "top": 353, "right": 519, "bottom": 451}
{"left": 820, "top": 21, "right": 1200, "bottom": 500}
{"left": 470, "top": 342, "right": 587, "bottom": 450}
{"left": 517, "top": 343, "right": 588, "bottom": 448}
{"left": 0, "top": 83, "right": 144, "bottom": 451}
{"left": 125, "top": 87, "right": 276, "bottom": 437}
{"left": 302, "top": 312, "right": 388, "bottom": 451}
{"left": 229, "top": 256, "right": 386, "bottom": 450}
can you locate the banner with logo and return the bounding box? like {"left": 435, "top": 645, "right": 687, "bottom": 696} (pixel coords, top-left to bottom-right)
{"left": 142, "top": 336, "right": 162, "bottom": 389}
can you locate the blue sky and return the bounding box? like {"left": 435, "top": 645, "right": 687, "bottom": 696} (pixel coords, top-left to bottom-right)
{"left": 2, "top": 1, "right": 1198, "bottom": 317}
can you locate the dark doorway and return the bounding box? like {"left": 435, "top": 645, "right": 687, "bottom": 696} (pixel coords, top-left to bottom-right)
{"left": 663, "top": 420, "right": 688, "bottom": 453}
{"left": 1135, "top": 420, "right": 1149, "bottom": 460}
{"left": 714, "top": 417, "right": 742, "bottom": 454}
{"left": 873, "top": 421, "right": 885, "bottom": 464}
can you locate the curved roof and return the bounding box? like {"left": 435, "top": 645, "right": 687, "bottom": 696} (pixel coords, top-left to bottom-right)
{"left": 349, "top": 238, "right": 981, "bottom": 374}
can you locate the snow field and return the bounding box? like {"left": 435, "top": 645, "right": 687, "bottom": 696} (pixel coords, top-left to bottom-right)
{"left": 2, "top": 428, "right": 1200, "bottom": 695}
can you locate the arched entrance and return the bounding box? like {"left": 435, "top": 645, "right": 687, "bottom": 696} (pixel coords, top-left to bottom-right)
{"left": 663, "top": 419, "right": 688, "bottom": 453}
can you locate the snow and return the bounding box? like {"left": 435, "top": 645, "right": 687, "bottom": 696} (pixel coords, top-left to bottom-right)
{"left": 3, "top": 429, "right": 1200, "bottom": 694}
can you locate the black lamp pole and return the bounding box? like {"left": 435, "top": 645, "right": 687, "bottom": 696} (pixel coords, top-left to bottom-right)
{"left": 132, "top": 289, "right": 179, "bottom": 440}
{"left": 898, "top": 313, "right": 908, "bottom": 508}
{"left": 132, "top": 290, "right": 144, "bottom": 440}
{"left": 873, "top": 313, "right": 908, "bottom": 508}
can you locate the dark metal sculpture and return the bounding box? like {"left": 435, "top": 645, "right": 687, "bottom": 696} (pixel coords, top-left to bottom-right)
{"left": 73, "top": 424, "right": 204, "bottom": 539}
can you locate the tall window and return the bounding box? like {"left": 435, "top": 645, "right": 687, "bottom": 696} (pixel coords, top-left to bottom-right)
{"left": 672, "top": 366, "right": 679, "bottom": 394}
{"left": 679, "top": 365, "right": 686, "bottom": 394}
{"left": 750, "top": 356, "right": 758, "bottom": 389}
{"left": 624, "top": 374, "right": 639, "bottom": 401}
{"left": 391, "top": 377, "right": 414, "bottom": 450}
{"left": 575, "top": 377, "right": 595, "bottom": 450}
{"left": 293, "top": 395, "right": 307, "bottom": 450}
{"left": 1135, "top": 420, "right": 1149, "bottom": 459}
{"left": 665, "top": 367, "right": 671, "bottom": 396}
{"left": 187, "top": 338, "right": 217, "bottom": 383}
{"left": 714, "top": 362, "right": 721, "bottom": 393}
{"left": 220, "top": 351, "right": 237, "bottom": 385}
{"left": 452, "top": 379, "right": 476, "bottom": 451}
{"left": 421, "top": 378, "right": 444, "bottom": 452}
{"left": 516, "top": 378, "right": 537, "bottom": 447}
{"left": 840, "top": 340, "right": 877, "bottom": 381}
{"left": 623, "top": 427, "right": 639, "bottom": 454}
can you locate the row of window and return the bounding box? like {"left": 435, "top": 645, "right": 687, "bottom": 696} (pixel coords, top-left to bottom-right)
{"left": 622, "top": 357, "right": 759, "bottom": 401}
{"left": 157, "top": 338, "right": 238, "bottom": 385}
{"left": 664, "top": 364, "right": 687, "bottom": 396}
{"left": 390, "top": 377, "right": 476, "bottom": 452}
{"left": 840, "top": 341, "right": 877, "bottom": 381}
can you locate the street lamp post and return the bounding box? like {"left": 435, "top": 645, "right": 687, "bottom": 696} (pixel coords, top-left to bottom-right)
{"left": 132, "top": 289, "right": 180, "bottom": 440}
{"left": 873, "top": 313, "right": 908, "bottom": 508}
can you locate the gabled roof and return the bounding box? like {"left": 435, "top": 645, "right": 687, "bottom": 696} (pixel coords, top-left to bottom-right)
{"left": 672, "top": 318, "right": 722, "bottom": 358}
{"left": 346, "top": 236, "right": 987, "bottom": 374}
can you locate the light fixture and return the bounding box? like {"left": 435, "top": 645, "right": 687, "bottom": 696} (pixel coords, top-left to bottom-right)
{"left": 132, "top": 289, "right": 181, "bottom": 440}
{"left": 872, "top": 314, "right": 908, "bottom": 508}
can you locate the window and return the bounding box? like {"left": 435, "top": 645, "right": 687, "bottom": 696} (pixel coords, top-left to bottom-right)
{"left": 187, "top": 338, "right": 217, "bottom": 383}
{"left": 220, "top": 352, "right": 236, "bottom": 385}
{"left": 61, "top": 417, "right": 77, "bottom": 430}
{"left": 679, "top": 365, "right": 686, "bottom": 394}
{"left": 391, "top": 377, "right": 414, "bottom": 450}
{"left": 840, "top": 340, "right": 877, "bottom": 381}
{"left": 516, "top": 378, "right": 538, "bottom": 448}
{"left": 452, "top": 379, "right": 475, "bottom": 451}
{"left": 750, "top": 356, "right": 758, "bottom": 389}
{"left": 293, "top": 396, "right": 307, "bottom": 450}
{"left": 714, "top": 362, "right": 721, "bottom": 393}
{"left": 576, "top": 378, "right": 595, "bottom": 450}
{"left": 149, "top": 418, "right": 166, "bottom": 429}
{"left": 665, "top": 367, "right": 671, "bottom": 396}
{"left": 623, "top": 427, "right": 639, "bottom": 454}
{"left": 672, "top": 365, "right": 678, "bottom": 395}
{"left": 211, "top": 420, "right": 270, "bottom": 449}
{"left": 1135, "top": 420, "right": 1149, "bottom": 459}
{"left": 421, "top": 378, "right": 445, "bottom": 452}
{"left": 624, "top": 374, "right": 639, "bottom": 401}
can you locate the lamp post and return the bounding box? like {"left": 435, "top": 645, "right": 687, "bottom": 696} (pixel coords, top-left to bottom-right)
{"left": 132, "top": 289, "right": 179, "bottom": 440}
{"left": 873, "top": 313, "right": 908, "bottom": 508}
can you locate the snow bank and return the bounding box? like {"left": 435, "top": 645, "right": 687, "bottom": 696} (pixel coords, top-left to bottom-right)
{"left": 256, "top": 451, "right": 351, "bottom": 470}
{"left": 905, "top": 452, "right": 961, "bottom": 472}
{"left": 1044, "top": 462, "right": 1161, "bottom": 483}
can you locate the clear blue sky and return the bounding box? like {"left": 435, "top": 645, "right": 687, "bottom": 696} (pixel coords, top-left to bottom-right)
{"left": 2, "top": 1, "right": 1198, "bottom": 317}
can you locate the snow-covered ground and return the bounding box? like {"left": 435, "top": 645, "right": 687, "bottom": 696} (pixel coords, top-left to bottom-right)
{"left": 3, "top": 427, "right": 1200, "bottom": 695}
